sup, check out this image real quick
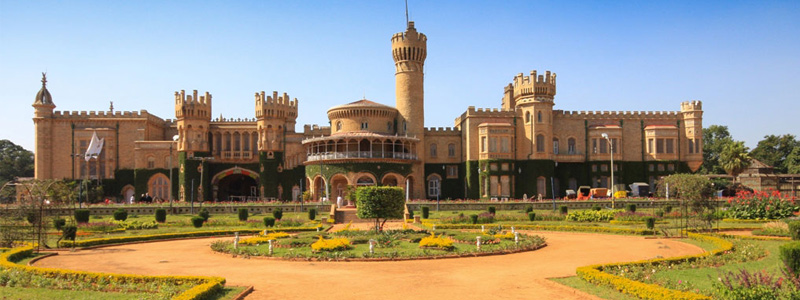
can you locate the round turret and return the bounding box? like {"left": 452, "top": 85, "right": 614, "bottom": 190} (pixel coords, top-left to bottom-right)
{"left": 328, "top": 99, "right": 398, "bottom": 135}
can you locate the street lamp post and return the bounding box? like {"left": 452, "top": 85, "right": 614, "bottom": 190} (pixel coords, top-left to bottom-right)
{"left": 169, "top": 135, "right": 178, "bottom": 212}
{"left": 601, "top": 133, "right": 615, "bottom": 209}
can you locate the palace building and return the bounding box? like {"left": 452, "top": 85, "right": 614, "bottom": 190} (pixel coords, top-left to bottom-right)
{"left": 32, "top": 21, "right": 703, "bottom": 202}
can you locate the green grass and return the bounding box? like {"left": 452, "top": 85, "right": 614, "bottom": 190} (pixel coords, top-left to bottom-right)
{"left": 550, "top": 276, "right": 642, "bottom": 300}
{"left": 0, "top": 286, "right": 156, "bottom": 300}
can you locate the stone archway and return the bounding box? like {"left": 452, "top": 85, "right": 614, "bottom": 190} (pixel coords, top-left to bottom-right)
{"left": 381, "top": 173, "right": 402, "bottom": 186}
{"left": 211, "top": 167, "right": 260, "bottom": 202}
{"left": 330, "top": 174, "right": 349, "bottom": 204}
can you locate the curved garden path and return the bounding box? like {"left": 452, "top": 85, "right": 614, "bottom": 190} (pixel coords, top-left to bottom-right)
{"left": 34, "top": 230, "right": 703, "bottom": 300}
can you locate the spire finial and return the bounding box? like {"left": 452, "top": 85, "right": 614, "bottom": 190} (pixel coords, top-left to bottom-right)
{"left": 405, "top": 0, "right": 409, "bottom": 27}
{"left": 41, "top": 72, "right": 47, "bottom": 87}
{"left": 109, "top": 101, "right": 114, "bottom": 113}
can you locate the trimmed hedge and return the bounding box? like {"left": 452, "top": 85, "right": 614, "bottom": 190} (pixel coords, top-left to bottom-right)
{"left": 528, "top": 212, "right": 536, "bottom": 222}
{"left": 155, "top": 209, "right": 167, "bottom": 223}
{"left": 58, "top": 227, "right": 321, "bottom": 248}
{"left": 421, "top": 206, "right": 430, "bottom": 219}
{"left": 198, "top": 208, "right": 210, "bottom": 221}
{"left": 308, "top": 208, "right": 317, "bottom": 220}
{"left": 74, "top": 209, "right": 90, "bottom": 223}
{"left": 434, "top": 224, "right": 655, "bottom": 235}
{"left": 191, "top": 216, "right": 205, "bottom": 228}
{"left": 1, "top": 245, "right": 225, "bottom": 300}
{"left": 263, "top": 217, "right": 276, "bottom": 227}
{"left": 789, "top": 221, "right": 800, "bottom": 240}
{"left": 272, "top": 208, "right": 283, "bottom": 220}
{"left": 575, "top": 232, "right": 732, "bottom": 300}
{"left": 780, "top": 242, "right": 800, "bottom": 273}
{"left": 113, "top": 209, "right": 128, "bottom": 221}
{"left": 237, "top": 208, "right": 248, "bottom": 222}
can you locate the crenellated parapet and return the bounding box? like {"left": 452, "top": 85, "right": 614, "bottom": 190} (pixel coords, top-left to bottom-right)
{"left": 174, "top": 90, "right": 212, "bottom": 119}
{"left": 302, "top": 124, "right": 331, "bottom": 137}
{"left": 255, "top": 91, "right": 299, "bottom": 120}
{"left": 424, "top": 127, "right": 461, "bottom": 136}
{"left": 680, "top": 100, "right": 702, "bottom": 112}
{"left": 554, "top": 110, "right": 682, "bottom": 120}
{"left": 455, "top": 106, "right": 516, "bottom": 124}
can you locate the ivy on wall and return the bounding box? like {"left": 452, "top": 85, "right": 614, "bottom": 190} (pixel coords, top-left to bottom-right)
{"left": 423, "top": 163, "right": 465, "bottom": 199}
{"left": 304, "top": 162, "right": 412, "bottom": 184}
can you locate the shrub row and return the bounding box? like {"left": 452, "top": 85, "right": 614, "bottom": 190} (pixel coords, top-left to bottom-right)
{"left": 575, "top": 232, "right": 733, "bottom": 300}
{"left": 1, "top": 245, "right": 225, "bottom": 300}
{"left": 58, "top": 226, "right": 321, "bottom": 248}
{"left": 433, "top": 224, "right": 655, "bottom": 235}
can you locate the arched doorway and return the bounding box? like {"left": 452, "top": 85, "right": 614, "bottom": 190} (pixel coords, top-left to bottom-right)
{"left": 381, "top": 174, "right": 400, "bottom": 186}
{"left": 330, "top": 175, "right": 349, "bottom": 199}
{"left": 313, "top": 176, "right": 327, "bottom": 201}
{"left": 212, "top": 167, "right": 260, "bottom": 202}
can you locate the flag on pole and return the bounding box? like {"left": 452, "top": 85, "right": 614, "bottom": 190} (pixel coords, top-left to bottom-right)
{"left": 85, "top": 131, "right": 104, "bottom": 161}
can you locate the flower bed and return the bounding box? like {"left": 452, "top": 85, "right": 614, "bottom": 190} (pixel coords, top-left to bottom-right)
{"left": 418, "top": 233, "right": 455, "bottom": 250}
{"left": 311, "top": 237, "right": 351, "bottom": 252}
{"left": 59, "top": 226, "right": 321, "bottom": 248}
{"left": 726, "top": 190, "right": 798, "bottom": 220}
{"left": 575, "top": 232, "right": 733, "bottom": 300}
{"left": 0, "top": 245, "right": 225, "bottom": 300}
{"left": 434, "top": 224, "right": 655, "bottom": 235}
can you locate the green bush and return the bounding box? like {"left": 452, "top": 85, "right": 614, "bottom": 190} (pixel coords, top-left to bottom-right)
{"left": 74, "top": 209, "right": 90, "bottom": 223}
{"left": 263, "top": 217, "right": 276, "bottom": 227}
{"left": 528, "top": 212, "right": 536, "bottom": 221}
{"left": 356, "top": 186, "right": 405, "bottom": 231}
{"left": 789, "top": 221, "right": 800, "bottom": 240}
{"left": 488, "top": 206, "right": 496, "bottom": 215}
{"left": 408, "top": 210, "right": 414, "bottom": 219}
{"left": 645, "top": 217, "right": 656, "bottom": 230}
{"left": 52, "top": 218, "right": 66, "bottom": 230}
{"left": 238, "top": 208, "right": 249, "bottom": 221}
{"left": 559, "top": 206, "right": 568, "bottom": 215}
{"left": 470, "top": 214, "right": 478, "bottom": 224}
{"left": 273, "top": 208, "right": 283, "bottom": 220}
{"left": 525, "top": 206, "right": 533, "bottom": 213}
{"left": 25, "top": 212, "right": 36, "bottom": 224}
{"left": 198, "top": 208, "right": 210, "bottom": 221}
{"left": 566, "top": 210, "right": 618, "bottom": 222}
{"left": 155, "top": 208, "right": 167, "bottom": 223}
{"left": 421, "top": 206, "right": 430, "bottom": 219}
{"left": 626, "top": 204, "right": 637, "bottom": 213}
{"left": 654, "top": 210, "right": 664, "bottom": 217}
{"left": 62, "top": 225, "right": 77, "bottom": 241}
{"left": 592, "top": 205, "right": 601, "bottom": 211}
{"left": 191, "top": 216, "right": 205, "bottom": 228}
{"left": 113, "top": 209, "right": 128, "bottom": 221}
{"left": 780, "top": 241, "right": 800, "bottom": 273}
{"left": 664, "top": 205, "right": 673, "bottom": 213}
{"left": 308, "top": 208, "right": 317, "bottom": 220}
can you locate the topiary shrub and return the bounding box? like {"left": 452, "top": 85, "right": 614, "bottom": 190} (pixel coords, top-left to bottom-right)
{"left": 469, "top": 214, "right": 478, "bottom": 224}
{"left": 74, "top": 209, "right": 90, "bottom": 223}
{"left": 559, "top": 205, "right": 568, "bottom": 215}
{"left": 525, "top": 206, "right": 533, "bottom": 213}
{"left": 655, "top": 210, "right": 664, "bottom": 217}
{"left": 155, "top": 208, "right": 167, "bottom": 223}
{"left": 626, "top": 204, "right": 637, "bottom": 213}
{"left": 592, "top": 205, "right": 601, "bottom": 211}
{"left": 263, "top": 216, "right": 276, "bottom": 227}
{"left": 238, "top": 208, "right": 249, "bottom": 221}
{"left": 789, "top": 221, "right": 800, "bottom": 240}
{"left": 408, "top": 210, "right": 414, "bottom": 219}
{"left": 191, "top": 216, "right": 205, "bottom": 228}
{"left": 62, "top": 225, "right": 77, "bottom": 242}
{"left": 528, "top": 212, "right": 536, "bottom": 222}
{"left": 664, "top": 205, "right": 673, "bottom": 213}
{"left": 198, "top": 208, "right": 210, "bottom": 221}
{"left": 645, "top": 217, "right": 656, "bottom": 230}
{"left": 780, "top": 241, "right": 800, "bottom": 273}
{"left": 356, "top": 186, "right": 405, "bottom": 232}
{"left": 488, "top": 206, "right": 496, "bottom": 215}
{"left": 25, "top": 212, "right": 36, "bottom": 224}
{"left": 421, "top": 206, "right": 430, "bottom": 219}
{"left": 52, "top": 218, "right": 66, "bottom": 230}
{"left": 308, "top": 208, "right": 317, "bottom": 220}
{"left": 272, "top": 208, "right": 283, "bottom": 220}
{"left": 113, "top": 209, "right": 128, "bottom": 221}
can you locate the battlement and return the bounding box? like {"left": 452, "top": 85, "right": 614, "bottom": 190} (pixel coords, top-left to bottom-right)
{"left": 424, "top": 127, "right": 461, "bottom": 135}
{"left": 554, "top": 110, "right": 682, "bottom": 120}
{"left": 509, "top": 70, "right": 557, "bottom": 101}
{"left": 174, "top": 90, "right": 212, "bottom": 119}
{"left": 391, "top": 22, "right": 427, "bottom": 44}
{"left": 455, "top": 106, "right": 516, "bottom": 124}
{"left": 303, "top": 124, "right": 331, "bottom": 137}
{"left": 680, "top": 100, "right": 703, "bottom": 112}
{"left": 53, "top": 109, "right": 149, "bottom": 119}
{"left": 255, "top": 91, "right": 299, "bottom": 120}
{"left": 212, "top": 116, "right": 257, "bottom": 123}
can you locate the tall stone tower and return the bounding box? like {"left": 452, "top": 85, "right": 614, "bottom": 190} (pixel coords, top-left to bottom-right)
{"left": 174, "top": 90, "right": 211, "bottom": 153}
{"left": 502, "top": 71, "right": 556, "bottom": 160}
{"left": 32, "top": 73, "right": 55, "bottom": 179}
{"left": 392, "top": 21, "right": 427, "bottom": 198}
{"left": 681, "top": 100, "right": 703, "bottom": 171}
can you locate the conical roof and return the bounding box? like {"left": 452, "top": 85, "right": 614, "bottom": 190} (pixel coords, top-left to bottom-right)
{"left": 33, "top": 73, "right": 54, "bottom": 106}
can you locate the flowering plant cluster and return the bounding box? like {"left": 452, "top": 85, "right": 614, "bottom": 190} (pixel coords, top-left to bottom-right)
{"left": 418, "top": 233, "right": 455, "bottom": 250}
{"left": 493, "top": 231, "right": 515, "bottom": 240}
{"left": 727, "top": 190, "right": 798, "bottom": 220}
{"left": 565, "top": 210, "right": 620, "bottom": 222}
{"left": 240, "top": 232, "right": 290, "bottom": 245}
{"left": 310, "top": 236, "right": 351, "bottom": 252}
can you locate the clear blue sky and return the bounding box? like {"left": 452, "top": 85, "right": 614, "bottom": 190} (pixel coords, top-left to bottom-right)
{"left": 2, "top": 1, "right": 798, "bottom": 152}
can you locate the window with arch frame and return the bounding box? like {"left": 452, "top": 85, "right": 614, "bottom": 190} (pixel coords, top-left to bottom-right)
{"left": 336, "top": 121, "right": 342, "bottom": 131}
{"left": 447, "top": 143, "right": 456, "bottom": 157}
{"left": 427, "top": 176, "right": 440, "bottom": 197}
{"left": 430, "top": 143, "right": 437, "bottom": 157}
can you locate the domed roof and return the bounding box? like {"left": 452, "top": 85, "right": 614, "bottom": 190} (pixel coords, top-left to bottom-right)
{"left": 328, "top": 99, "right": 396, "bottom": 111}
{"left": 33, "top": 73, "right": 54, "bottom": 106}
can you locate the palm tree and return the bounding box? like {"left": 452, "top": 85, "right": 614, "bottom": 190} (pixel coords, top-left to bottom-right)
{"left": 720, "top": 140, "right": 751, "bottom": 181}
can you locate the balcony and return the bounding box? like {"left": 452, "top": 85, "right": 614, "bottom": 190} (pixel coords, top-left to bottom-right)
{"left": 306, "top": 151, "right": 417, "bottom": 162}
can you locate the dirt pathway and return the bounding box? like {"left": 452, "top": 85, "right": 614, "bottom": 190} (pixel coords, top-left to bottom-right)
{"left": 35, "top": 231, "right": 703, "bottom": 300}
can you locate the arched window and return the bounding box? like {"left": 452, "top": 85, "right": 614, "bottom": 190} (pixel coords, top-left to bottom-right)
{"left": 427, "top": 175, "right": 441, "bottom": 197}
{"left": 568, "top": 138, "right": 576, "bottom": 154}
{"left": 536, "top": 134, "right": 545, "bottom": 152}
{"left": 525, "top": 111, "right": 531, "bottom": 123}
{"left": 356, "top": 176, "right": 374, "bottom": 186}
{"left": 148, "top": 173, "right": 170, "bottom": 201}
{"left": 387, "top": 122, "right": 392, "bottom": 131}
{"left": 361, "top": 121, "right": 368, "bottom": 130}
{"left": 537, "top": 111, "right": 543, "bottom": 123}
{"left": 553, "top": 138, "right": 559, "bottom": 154}
{"left": 336, "top": 121, "right": 342, "bottom": 131}
{"left": 448, "top": 143, "right": 456, "bottom": 157}
{"left": 537, "top": 176, "right": 547, "bottom": 197}
{"left": 147, "top": 156, "right": 155, "bottom": 169}
{"left": 430, "top": 143, "right": 437, "bottom": 157}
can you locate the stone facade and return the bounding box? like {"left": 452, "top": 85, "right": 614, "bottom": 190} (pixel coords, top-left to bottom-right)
{"left": 32, "top": 21, "right": 703, "bottom": 202}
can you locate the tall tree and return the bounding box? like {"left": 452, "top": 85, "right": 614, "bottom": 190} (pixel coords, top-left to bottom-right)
{"left": 0, "top": 139, "right": 34, "bottom": 183}
{"left": 720, "top": 141, "right": 751, "bottom": 179}
{"left": 700, "top": 125, "right": 733, "bottom": 174}
{"left": 787, "top": 147, "right": 800, "bottom": 174}
{"left": 749, "top": 134, "right": 799, "bottom": 173}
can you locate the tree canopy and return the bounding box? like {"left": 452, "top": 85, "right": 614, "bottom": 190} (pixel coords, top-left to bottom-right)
{"left": 749, "top": 134, "right": 799, "bottom": 174}
{"left": 700, "top": 125, "right": 733, "bottom": 174}
{"left": 0, "top": 139, "right": 34, "bottom": 184}
{"left": 720, "top": 140, "right": 751, "bottom": 178}
{"left": 355, "top": 186, "right": 405, "bottom": 231}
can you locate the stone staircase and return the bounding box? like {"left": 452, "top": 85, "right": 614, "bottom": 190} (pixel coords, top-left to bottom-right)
{"left": 333, "top": 207, "right": 363, "bottom": 224}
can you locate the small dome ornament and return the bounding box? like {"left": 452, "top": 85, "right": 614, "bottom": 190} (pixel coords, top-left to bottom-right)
{"left": 33, "top": 72, "right": 54, "bottom": 106}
